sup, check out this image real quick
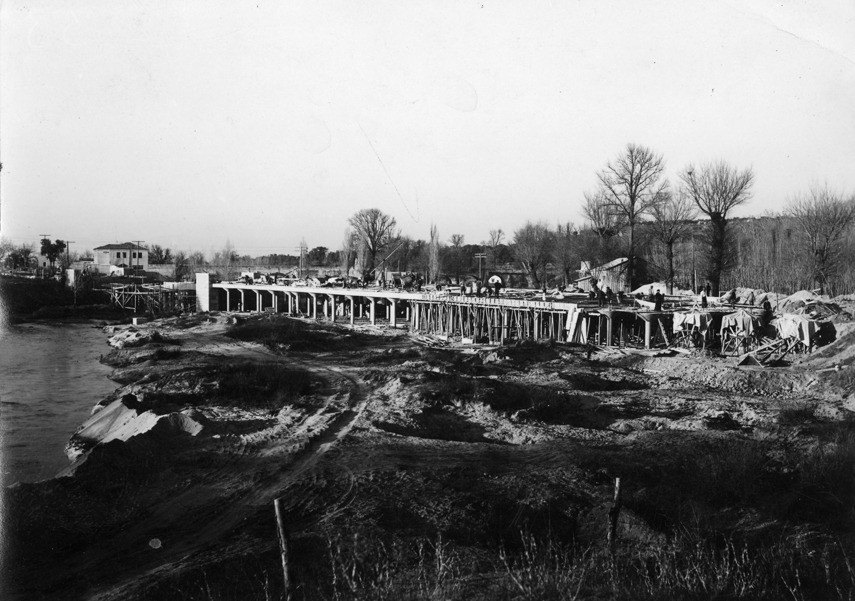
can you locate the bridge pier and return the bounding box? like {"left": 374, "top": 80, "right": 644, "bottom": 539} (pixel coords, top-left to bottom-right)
{"left": 309, "top": 293, "right": 317, "bottom": 319}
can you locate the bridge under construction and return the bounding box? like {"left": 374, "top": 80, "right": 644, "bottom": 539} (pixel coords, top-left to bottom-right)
{"left": 195, "top": 274, "right": 683, "bottom": 349}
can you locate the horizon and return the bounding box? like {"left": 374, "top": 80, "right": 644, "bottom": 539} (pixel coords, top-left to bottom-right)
{"left": 2, "top": 1, "right": 853, "bottom": 255}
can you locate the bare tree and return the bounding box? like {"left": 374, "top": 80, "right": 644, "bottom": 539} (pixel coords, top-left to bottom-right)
{"left": 428, "top": 223, "right": 441, "bottom": 284}
{"left": 787, "top": 183, "right": 855, "bottom": 294}
{"left": 339, "top": 227, "right": 359, "bottom": 276}
{"left": 448, "top": 234, "right": 465, "bottom": 283}
{"left": 487, "top": 228, "right": 504, "bottom": 269}
{"left": 348, "top": 208, "right": 397, "bottom": 278}
{"left": 513, "top": 220, "right": 554, "bottom": 288}
{"left": 148, "top": 244, "right": 174, "bottom": 264}
{"left": 173, "top": 250, "right": 191, "bottom": 281}
{"left": 189, "top": 251, "right": 207, "bottom": 267}
{"left": 211, "top": 240, "right": 239, "bottom": 281}
{"left": 583, "top": 190, "right": 626, "bottom": 238}
{"left": 649, "top": 189, "right": 698, "bottom": 293}
{"left": 595, "top": 143, "right": 668, "bottom": 291}
{"left": 553, "top": 222, "right": 579, "bottom": 286}
{"left": 0, "top": 237, "right": 16, "bottom": 266}
{"left": 680, "top": 161, "right": 755, "bottom": 295}
{"left": 582, "top": 190, "right": 625, "bottom": 267}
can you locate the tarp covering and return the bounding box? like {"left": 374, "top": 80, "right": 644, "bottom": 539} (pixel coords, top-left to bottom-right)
{"left": 775, "top": 313, "right": 816, "bottom": 347}
{"left": 720, "top": 309, "right": 761, "bottom": 339}
{"left": 673, "top": 311, "right": 710, "bottom": 334}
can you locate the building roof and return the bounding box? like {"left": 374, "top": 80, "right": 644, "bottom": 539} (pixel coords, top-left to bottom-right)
{"left": 93, "top": 243, "right": 147, "bottom": 251}
{"left": 574, "top": 257, "right": 629, "bottom": 283}
{"left": 591, "top": 257, "right": 629, "bottom": 271}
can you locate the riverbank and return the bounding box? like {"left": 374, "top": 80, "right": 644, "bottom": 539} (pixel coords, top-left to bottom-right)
{"left": 3, "top": 312, "right": 855, "bottom": 600}
{"left": 0, "top": 275, "right": 127, "bottom": 325}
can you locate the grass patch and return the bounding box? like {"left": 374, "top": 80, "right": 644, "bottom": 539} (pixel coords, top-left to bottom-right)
{"left": 226, "top": 316, "right": 368, "bottom": 352}
{"left": 141, "top": 530, "right": 855, "bottom": 600}
{"left": 777, "top": 398, "right": 818, "bottom": 425}
{"left": 211, "top": 362, "right": 313, "bottom": 411}
{"left": 783, "top": 417, "right": 855, "bottom": 524}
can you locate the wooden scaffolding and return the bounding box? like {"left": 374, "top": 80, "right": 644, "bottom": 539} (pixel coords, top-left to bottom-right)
{"left": 107, "top": 284, "right": 195, "bottom": 315}
{"left": 412, "top": 297, "right": 573, "bottom": 343}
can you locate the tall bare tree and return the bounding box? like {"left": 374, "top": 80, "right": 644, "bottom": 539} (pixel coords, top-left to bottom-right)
{"left": 448, "top": 234, "right": 465, "bottom": 283}
{"left": 595, "top": 143, "right": 668, "bottom": 291}
{"left": 649, "top": 189, "right": 698, "bottom": 293}
{"left": 348, "top": 208, "right": 397, "bottom": 278}
{"left": 680, "top": 161, "right": 755, "bottom": 295}
{"left": 211, "top": 240, "right": 239, "bottom": 281}
{"left": 339, "top": 227, "right": 360, "bottom": 276}
{"left": 428, "top": 223, "right": 441, "bottom": 284}
{"left": 487, "top": 228, "right": 504, "bottom": 269}
{"left": 553, "top": 222, "right": 580, "bottom": 286}
{"left": 786, "top": 183, "right": 855, "bottom": 294}
{"left": 513, "top": 220, "right": 554, "bottom": 288}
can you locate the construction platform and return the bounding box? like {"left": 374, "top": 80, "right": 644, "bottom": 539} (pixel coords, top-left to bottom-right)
{"left": 194, "top": 274, "right": 729, "bottom": 349}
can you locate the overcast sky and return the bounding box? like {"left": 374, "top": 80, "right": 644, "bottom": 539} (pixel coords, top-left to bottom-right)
{"left": 2, "top": 0, "right": 853, "bottom": 257}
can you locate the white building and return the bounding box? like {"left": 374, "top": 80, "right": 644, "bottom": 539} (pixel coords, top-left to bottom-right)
{"left": 93, "top": 243, "right": 148, "bottom": 274}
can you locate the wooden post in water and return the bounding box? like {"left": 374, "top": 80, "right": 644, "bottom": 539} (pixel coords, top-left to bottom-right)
{"left": 607, "top": 477, "right": 622, "bottom": 554}
{"left": 274, "top": 498, "right": 293, "bottom": 601}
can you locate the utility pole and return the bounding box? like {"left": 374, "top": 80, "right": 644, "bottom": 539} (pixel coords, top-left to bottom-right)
{"left": 475, "top": 252, "right": 486, "bottom": 281}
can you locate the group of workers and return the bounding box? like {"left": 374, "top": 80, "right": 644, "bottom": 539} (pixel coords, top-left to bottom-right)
{"left": 463, "top": 279, "right": 503, "bottom": 297}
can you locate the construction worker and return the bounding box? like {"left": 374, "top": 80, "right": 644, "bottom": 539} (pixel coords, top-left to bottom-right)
{"left": 654, "top": 289, "right": 663, "bottom": 311}
{"left": 605, "top": 287, "right": 614, "bottom": 305}
{"left": 725, "top": 288, "right": 737, "bottom": 308}
{"left": 762, "top": 299, "right": 774, "bottom": 324}
{"left": 700, "top": 286, "right": 708, "bottom": 308}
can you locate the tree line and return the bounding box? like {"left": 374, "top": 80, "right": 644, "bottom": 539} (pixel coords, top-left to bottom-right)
{"left": 337, "top": 145, "right": 854, "bottom": 296}
{"left": 5, "top": 144, "right": 853, "bottom": 294}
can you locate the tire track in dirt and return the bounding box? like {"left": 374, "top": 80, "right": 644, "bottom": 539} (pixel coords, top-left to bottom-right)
{"left": 73, "top": 345, "right": 375, "bottom": 600}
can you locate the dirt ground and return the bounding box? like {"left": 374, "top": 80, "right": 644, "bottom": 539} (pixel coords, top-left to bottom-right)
{"left": 3, "top": 311, "right": 855, "bottom": 600}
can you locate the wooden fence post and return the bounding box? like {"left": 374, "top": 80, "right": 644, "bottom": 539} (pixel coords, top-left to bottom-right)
{"left": 607, "top": 477, "right": 622, "bottom": 554}
{"left": 274, "top": 498, "right": 293, "bottom": 601}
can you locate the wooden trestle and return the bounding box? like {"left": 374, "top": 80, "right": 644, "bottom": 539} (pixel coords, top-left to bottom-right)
{"left": 108, "top": 284, "right": 196, "bottom": 315}
{"left": 411, "top": 296, "right": 573, "bottom": 343}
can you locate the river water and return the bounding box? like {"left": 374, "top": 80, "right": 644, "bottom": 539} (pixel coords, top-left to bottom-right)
{"left": 0, "top": 322, "right": 117, "bottom": 485}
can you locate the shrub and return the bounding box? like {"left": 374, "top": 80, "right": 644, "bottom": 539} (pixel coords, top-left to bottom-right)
{"left": 212, "top": 362, "right": 313, "bottom": 410}
{"left": 226, "top": 316, "right": 366, "bottom": 352}
{"left": 777, "top": 398, "right": 817, "bottom": 425}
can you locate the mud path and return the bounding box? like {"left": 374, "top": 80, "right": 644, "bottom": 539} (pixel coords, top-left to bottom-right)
{"left": 43, "top": 344, "right": 375, "bottom": 601}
